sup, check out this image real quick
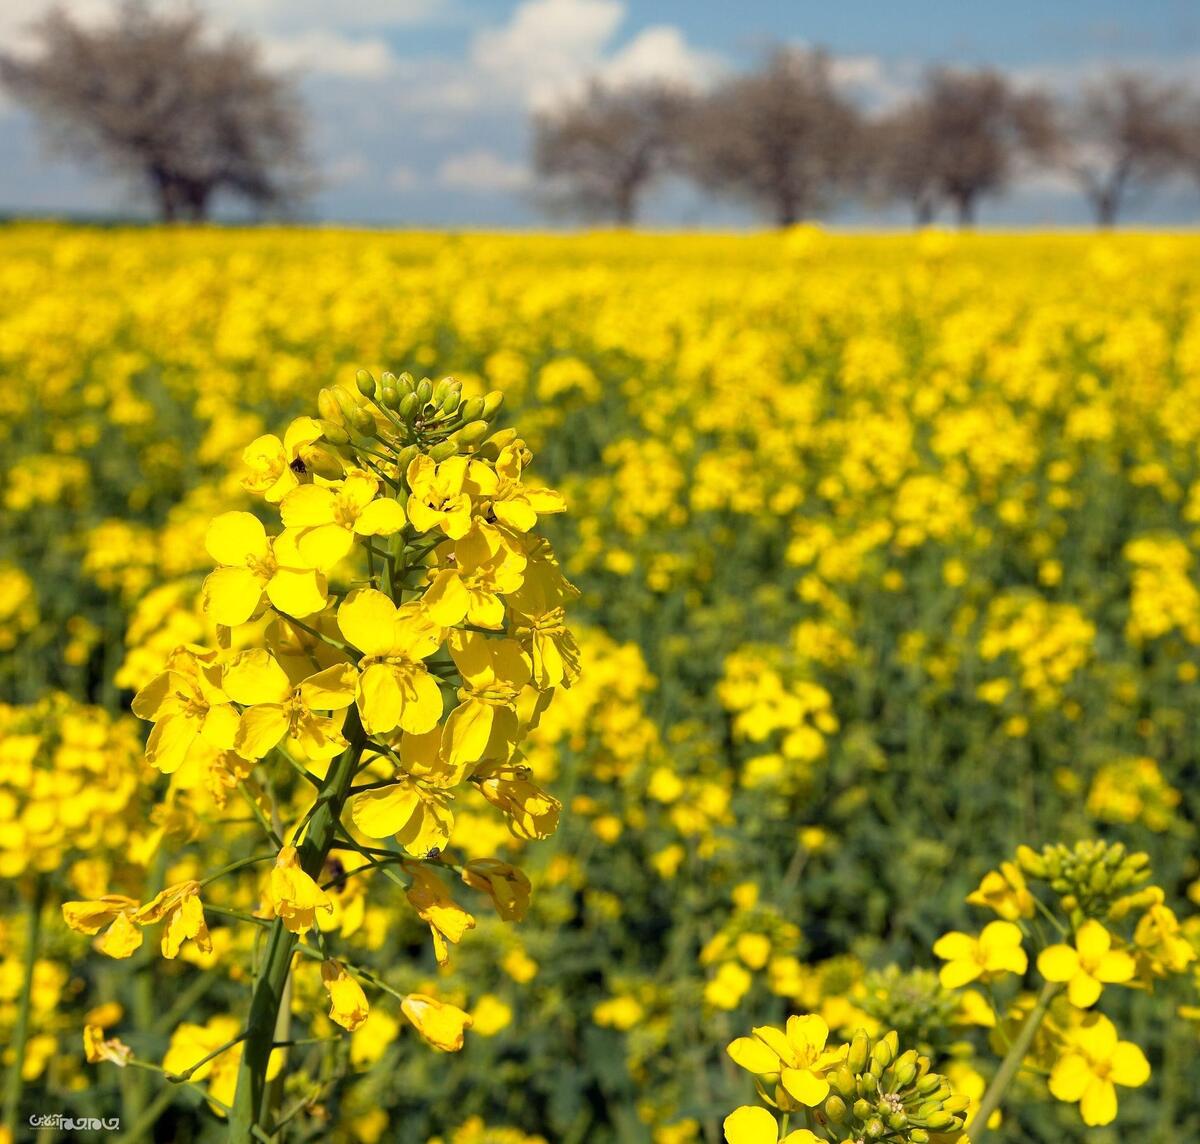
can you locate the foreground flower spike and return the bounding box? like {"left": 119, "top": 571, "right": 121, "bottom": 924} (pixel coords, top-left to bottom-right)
{"left": 71, "top": 369, "right": 577, "bottom": 1141}
{"left": 725, "top": 1020, "right": 968, "bottom": 1143}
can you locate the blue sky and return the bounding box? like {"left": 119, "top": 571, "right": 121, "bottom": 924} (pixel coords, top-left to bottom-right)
{"left": 1, "top": 0, "right": 1198, "bottom": 226}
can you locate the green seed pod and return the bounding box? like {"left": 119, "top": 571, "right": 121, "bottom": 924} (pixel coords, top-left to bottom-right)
{"left": 416, "top": 378, "right": 433, "bottom": 405}
{"left": 355, "top": 369, "right": 377, "bottom": 398}
{"left": 380, "top": 385, "right": 400, "bottom": 410}
{"left": 459, "top": 396, "right": 485, "bottom": 423}
{"left": 847, "top": 1030, "right": 871, "bottom": 1074}
{"left": 824, "top": 1096, "right": 847, "bottom": 1123}
{"left": 481, "top": 390, "right": 505, "bottom": 420}
{"left": 318, "top": 419, "right": 350, "bottom": 446}
{"left": 457, "top": 419, "right": 490, "bottom": 446}
{"left": 429, "top": 439, "right": 458, "bottom": 462}
{"left": 399, "top": 393, "right": 420, "bottom": 422}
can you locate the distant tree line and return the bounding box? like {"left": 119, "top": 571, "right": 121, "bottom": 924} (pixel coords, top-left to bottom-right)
{"left": 534, "top": 48, "right": 1200, "bottom": 228}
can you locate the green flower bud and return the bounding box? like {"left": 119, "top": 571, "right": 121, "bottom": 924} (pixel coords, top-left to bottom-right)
{"left": 852, "top": 1099, "right": 872, "bottom": 1121}
{"left": 395, "top": 444, "right": 419, "bottom": 475}
{"left": 831, "top": 1066, "right": 857, "bottom": 1099}
{"left": 865, "top": 1117, "right": 885, "bottom": 1139}
{"left": 847, "top": 1030, "right": 871, "bottom": 1074}
{"left": 441, "top": 390, "right": 461, "bottom": 414}
{"left": 872, "top": 1031, "right": 898, "bottom": 1071}
{"left": 457, "top": 419, "right": 490, "bottom": 446}
{"left": 886, "top": 1111, "right": 908, "bottom": 1131}
{"left": 318, "top": 388, "right": 343, "bottom": 425}
{"left": 355, "top": 369, "right": 377, "bottom": 398}
{"left": 318, "top": 419, "right": 350, "bottom": 446}
{"left": 304, "top": 447, "right": 345, "bottom": 481}
{"left": 459, "top": 396, "right": 485, "bottom": 423}
{"left": 824, "top": 1095, "right": 847, "bottom": 1123}
{"left": 428, "top": 439, "right": 457, "bottom": 462}
{"left": 860, "top": 1072, "right": 879, "bottom": 1097}
{"left": 892, "top": 1050, "right": 919, "bottom": 1088}
{"left": 350, "top": 406, "right": 374, "bottom": 435}
{"left": 332, "top": 385, "right": 359, "bottom": 420}
{"left": 916, "top": 1073, "right": 941, "bottom": 1095}
{"left": 481, "top": 390, "right": 505, "bottom": 420}
{"left": 416, "top": 378, "right": 433, "bottom": 405}
{"left": 943, "top": 1095, "right": 970, "bottom": 1115}
{"left": 923, "top": 1111, "right": 955, "bottom": 1130}
{"left": 399, "top": 393, "right": 420, "bottom": 422}
{"left": 910, "top": 1131, "right": 930, "bottom": 1143}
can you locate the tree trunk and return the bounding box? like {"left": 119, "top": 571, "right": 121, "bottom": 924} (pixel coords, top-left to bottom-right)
{"left": 954, "top": 193, "right": 976, "bottom": 229}
{"left": 614, "top": 183, "right": 637, "bottom": 227}
{"left": 775, "top": 195, "right": 798, "bottom": 228}
{"left": 1093, "top": 190, "right": 1118, "bottom": 228}
{"left": 155, "top": 179, "right": 179, "bottom": 223}
{"left": 915, "top": 197, "right": 935, "bottom": 227}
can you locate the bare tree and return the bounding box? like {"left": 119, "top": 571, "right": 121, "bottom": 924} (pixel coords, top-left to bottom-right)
{"left": 1045, "top": 73, "right": 1185, "bottom": 227}
{"left": 873, "top": 68, "right": 1046, "bottom": 228}
{"left": 0, "top": 1, "right": 308, "bottom": 221}
{"left": 682, "top": 48, "right": 861, "bottom": 227}
{"left": 533, "top": 81, "right": 688, "bottom": 225}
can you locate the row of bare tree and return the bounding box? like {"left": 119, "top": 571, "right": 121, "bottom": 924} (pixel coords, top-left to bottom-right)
{"left": 2, "top": 4, "right": 1196, "bottom": 227}
{"left": 534, "top": 51, "right": 1200, "bottom": 228}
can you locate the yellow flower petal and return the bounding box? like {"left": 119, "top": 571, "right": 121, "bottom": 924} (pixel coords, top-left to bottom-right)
{"left": 222, "top": 650, "right": 291, "bottom": 706}
{"left": 203, "top": 566, "right": 264, "bottom": 627}
{"left": 206, "top": 511, "right": 268, "bottom": 566}
{"left": 265, "top": 568, "right": 327, "bottom": 618}
{"left": 352, "top": 784, "right": 421, "bottom": 839}
{"left": 1037, "top": 944, "right": 1081, "bottom": 984}
{"left": 235, "top": 705, "right": 291, "bottom": 759}
{"left": 354, "top": 497, "right": 407, "bottom": 536}
{"left": 338, "top": 588, "right": 398, "bottom": 657}
{"left": 722, "top": 1105, "right": 779, "bottom": 1144}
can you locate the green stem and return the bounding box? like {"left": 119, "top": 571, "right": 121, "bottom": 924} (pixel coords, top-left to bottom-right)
{"left": 2, "top": 876, "right": 45, "bottom": 1138}
{"left": 968, "top": 981, "right": 1060, "bottom": 1142}
{"left": 228, "top": 710, "right": 367, "bottom": 1142}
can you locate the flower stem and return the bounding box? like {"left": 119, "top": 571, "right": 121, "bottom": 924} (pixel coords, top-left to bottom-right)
{"left": 228, "top": 710, "right": 367, "bottom": 1142}
{"left": 1, "top": 875, "right": 45, "bottom": 1138}
{"left": 967, "top": 980, "right": 1060, "bottom": 1142}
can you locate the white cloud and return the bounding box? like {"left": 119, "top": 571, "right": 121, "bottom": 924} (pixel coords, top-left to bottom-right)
{"left": 437, "top": 149, "right": 530, "bottom": 193}
{"left": 471, "top": 0, "right": 623, "bottom": 107}
{"left": 323, "top": 153, "right": 370, "bottom": 186}
{"left": 597, "top": 25, "right": 723, "bottom": 92}
{"left": 389, "top": 165, "right": 419, "bottom": 191}
{"left": 260, "top": 30, "right": 396, "bottom": 78}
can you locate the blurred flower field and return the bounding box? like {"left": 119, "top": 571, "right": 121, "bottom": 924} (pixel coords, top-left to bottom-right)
{"left": 1, "top": 224, "right": 1200, "bottom": 1143}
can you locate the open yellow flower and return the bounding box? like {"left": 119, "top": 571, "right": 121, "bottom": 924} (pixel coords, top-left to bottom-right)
{"left": 723, "top": 1106, "right": 819, "bottom": 1144}
{"left": 420, "top": 521, "right": 527, "bottom": 629}
{"left": 966, "top": 861, "right": 1035, "bottom": 920}
{"left": 461, "top": 858, "right": 531, "bottom": 921}
{"left": 132, "top": 648, "right": 239, "bottom": 775}
{"left": 479, "top": 443, "right": 567, "bottom": 532}
{"left": 406, "top": 454, "right": 474, "bottom": 539}
{"left": 241, "top": 416, "right": 330, "bottom": 503}
{"left": 83, "top": 1025, "right": 133, "bottom": 1067}
{"left": 727, "top": 1013, "right": 847, "bottom": 1109}
{"left": 1048, "top": 1011, "right": 1149, "bottom": 1126}
{"left": 1037, "top": 920, "right": 1135, "bottom": 1007}
{"left": 400, "top": 993, "right": 472, "bottom": 1052}
{"left": 441, "top": 630, "right": 531, "bottom": 768}
{"left": 136, "top": 880, "right": 212, "bottom": 959}
{"left": 63, "top": 895, "right": 143, "bottom": 958}
{"left": 270, "top": 845, "right": 333, "bottom": 933}
{"left": 202, "top": 511, "right": 327, "bottom": 625}
{"left": 933, "top": 921, "right": 1028, "bottom": 988}
{"left": 405, "top": 864, "right": 475, "bottom": 965}
{"left": 337, "top": 588, "right": 445, "bottom": 735}
{"left": 280, "top": 469, "right": 406, "bottom": 569}
{"left": 221, "top": 649, "right": 356, "bottom": 761}
{"left": 321, "top": 960, "right": 370, "bottom": 1031}
{"left": 475, "top": 767, "right": 562, "bottom": 840}
{"left": 505, "top": 554, "right": 581, "bottom": 690}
